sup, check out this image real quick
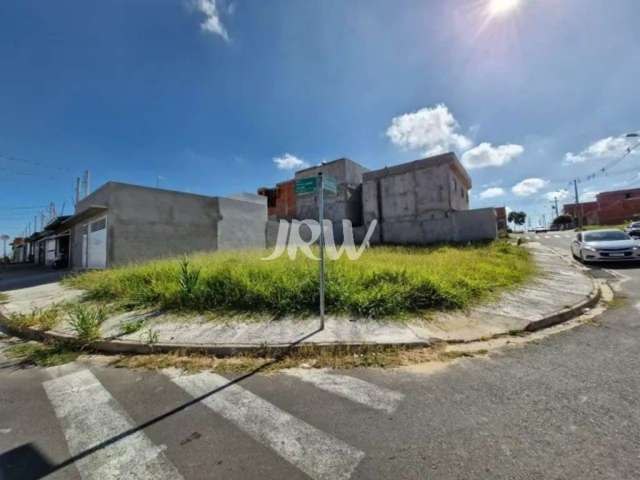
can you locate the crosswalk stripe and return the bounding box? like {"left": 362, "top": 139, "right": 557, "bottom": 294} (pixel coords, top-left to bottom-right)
{"left": 170, "top": 371, "right": 365, "bottom": 480}
{"left": 43, "top": 369, "right": 183, "bottom": 480}
{"left": 284, "top": 368, "right": 404, "bottom": 414}
{"left": 553, "top": 235, "right": 561, "bottom": 238}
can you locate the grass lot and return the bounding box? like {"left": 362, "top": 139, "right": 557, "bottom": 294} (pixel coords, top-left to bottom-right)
{"left": 65, "top": 242, "right": 534, "bottom": 319}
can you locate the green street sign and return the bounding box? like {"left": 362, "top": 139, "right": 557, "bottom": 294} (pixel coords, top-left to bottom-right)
{"left": 295, "top": 175, "right": 338, "bottom": 195}
{"left": 295, "top": 177, "right": 317, "bottom": 195}
{"left": 323, "top": 175, "right": 338, "bottom": 195}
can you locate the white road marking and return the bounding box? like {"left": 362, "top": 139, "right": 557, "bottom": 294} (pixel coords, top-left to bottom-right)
{"left": 284, "top": 368, "right": 404, "bottom": 413}
{"left": 544, "top": 235, "right": 552, "bottom": 239}
{"left": 170, "top": 371, "right": 364, "bottom": 480}
{"left": 43, "top": 369, "right": 183, "bottom": 480}
{"left": 553, "top": 235, "right": 561, "bottom": 238}
{"left": 635, "top": 302, "right": 640, "bottom": 312}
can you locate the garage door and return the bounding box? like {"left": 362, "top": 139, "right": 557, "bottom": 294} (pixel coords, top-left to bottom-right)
{"left": 45, "top": 239, "right": 56, "bottom": 265}
{"left": 87, "top": 217, "right": 107, "bottom": 269}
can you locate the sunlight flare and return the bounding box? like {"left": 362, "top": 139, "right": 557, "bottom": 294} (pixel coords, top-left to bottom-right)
{"left": 487, "top": 0, "right": 521, "bottom": 17}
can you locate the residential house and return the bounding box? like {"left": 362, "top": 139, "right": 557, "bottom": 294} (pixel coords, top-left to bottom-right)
{"left": 59, "top": 182, "right": 267, "bottom": 269}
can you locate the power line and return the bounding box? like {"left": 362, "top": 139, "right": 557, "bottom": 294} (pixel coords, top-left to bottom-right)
{"left": 0, "top": 153, "right": 72, "bottom": 174}
{"left": 0, "top": 205, "right": 48, "bottom": 211}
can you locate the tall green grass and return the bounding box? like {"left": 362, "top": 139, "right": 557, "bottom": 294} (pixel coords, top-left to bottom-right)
{"left": 64, "top": 242, "right": 534, "bottom": 318}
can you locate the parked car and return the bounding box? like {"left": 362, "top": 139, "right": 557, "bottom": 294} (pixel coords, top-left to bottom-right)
{"left": 571, "top": 229, "right": 640, "bottom": 263}
{"left": 625, "top": 222, "right": 640, "bottom": 238}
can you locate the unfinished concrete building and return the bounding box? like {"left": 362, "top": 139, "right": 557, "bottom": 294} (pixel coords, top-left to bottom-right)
{"left": 294, "top": 158, "right": 369, "bottom": 226}
{"left": 362, "top": 153, "right": 497, "bottom": 244}
{"left": 60, "top": 182, "right": 267, "bottom": 269}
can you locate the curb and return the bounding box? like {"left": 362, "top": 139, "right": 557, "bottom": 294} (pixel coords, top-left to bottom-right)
{"left": 0, "top": 251, "right": 603, "bottom": 357}
{"left": 0, "top": 316, "right": 433, "bottom": 357}
{"left": 524, "top": 277, "right": 601, "bottom": 332}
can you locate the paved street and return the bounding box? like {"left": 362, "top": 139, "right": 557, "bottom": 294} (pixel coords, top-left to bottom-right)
{"left": 1, "top": 235, "right": 640, "bottom": 480}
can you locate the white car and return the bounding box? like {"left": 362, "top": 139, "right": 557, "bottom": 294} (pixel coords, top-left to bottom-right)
{"left": 571, "top": 229, "right": 640, "bottom": 263}
{"left": 625, "top": 222, "right": 640, "bottom": 238}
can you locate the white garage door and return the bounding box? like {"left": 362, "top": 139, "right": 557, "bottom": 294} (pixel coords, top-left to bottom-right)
{"left": 86, "top": 217, "right": 107, "bottom": 269}
{"left": 45, "top": 239, "right": 56, "bottom": 265}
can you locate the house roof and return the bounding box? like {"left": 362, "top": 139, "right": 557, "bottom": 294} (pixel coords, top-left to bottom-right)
{"left": 60, "top": 205, "right": 108, "bottom": 227}
{"left": 362, "top": 152, "right": 472, "bottom": 189}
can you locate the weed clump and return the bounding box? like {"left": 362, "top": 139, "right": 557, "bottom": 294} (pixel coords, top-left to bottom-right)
{"left": 68, "top": 304, "right": 106, "bottom": 344}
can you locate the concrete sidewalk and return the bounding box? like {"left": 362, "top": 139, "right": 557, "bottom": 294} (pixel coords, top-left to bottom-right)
{"left": 0, "top": 243, "right": 599, "bottom": 354}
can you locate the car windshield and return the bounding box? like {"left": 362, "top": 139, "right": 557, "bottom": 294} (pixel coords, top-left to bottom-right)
{"left": 630, "top": 223, "right": 640, "bottom": 229}
{"left": 584, "top": 231, "right": 630, "bottom": 242}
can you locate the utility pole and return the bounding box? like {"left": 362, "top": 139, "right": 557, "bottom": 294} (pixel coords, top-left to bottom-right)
{"left": 573, "top": 179, "right": 582, "bottom": 229}
{"left": 554, "top": 196, "right": 559, "bottom": 217}
{"left": 75, "top": 177, "right": 81, "bottom": 204}
{"left": 82, "top": 170, "right": 91, "bottom": 198}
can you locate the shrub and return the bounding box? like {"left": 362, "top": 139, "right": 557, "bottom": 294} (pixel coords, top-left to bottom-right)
{"left": 68, "top": 304, "right": 106, "bottom": 344}
{"left": 6, "top": 307, "right": 61, "bottom": 331}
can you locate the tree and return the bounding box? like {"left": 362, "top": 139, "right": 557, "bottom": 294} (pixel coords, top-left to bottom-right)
{"left": 552, "top": 214, "right": 573, "bottom": 228}
{"left": 508, "top": 211, "right": 527, "bottom": 227}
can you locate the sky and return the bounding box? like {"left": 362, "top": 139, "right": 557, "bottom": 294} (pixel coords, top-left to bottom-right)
{"left": 1, "top": 0, "right": 640, "bottom": 241}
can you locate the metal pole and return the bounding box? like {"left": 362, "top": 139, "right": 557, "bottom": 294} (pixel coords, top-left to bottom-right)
{"left": 318, "top": 172, "right": 325, "bottom": 330}
{"left": 573, "top": 179, "right": 582, "bottom": 229}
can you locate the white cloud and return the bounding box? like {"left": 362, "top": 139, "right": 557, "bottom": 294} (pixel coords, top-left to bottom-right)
{"left": 564, "top": 135, "right": 637, "bottom": 164}
{"left": 273, "top": 153, "right": 308, "bottom": 171}
{"left": 192, "top": 0, "right": 229, "bottom": 41}
{"left": 479, "top": 187, "right": 506, "bottom": 199}
{"left": 512, "top": 178, "right": 549, "bottom": 197}
{"left": 386, "top": 104, "right": 472, "bottom": 156}
{"left": 461, "top": 142, "right": 524, "bottom": 169}
{"left": 386, "top": 104, "right": 524, "bottom": 170}
{"left": 543, "top": 189, "right": 570, "bottom": 202}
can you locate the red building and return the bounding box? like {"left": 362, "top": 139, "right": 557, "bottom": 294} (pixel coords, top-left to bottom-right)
{"left": 257, "top": 179, "right": 296, "bottom": 220}
{"left": 495, "top": 207, "right": 507, "bottom": 231}
{"left": 563, "top": 187, "right": 640, "bottom": 225}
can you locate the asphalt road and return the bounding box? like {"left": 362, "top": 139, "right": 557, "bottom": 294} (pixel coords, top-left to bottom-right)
{"left": 1, "top": 237, "right": 640, "bottom": 480}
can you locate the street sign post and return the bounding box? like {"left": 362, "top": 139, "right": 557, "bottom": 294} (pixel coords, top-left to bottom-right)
{"left": 293, "top": 174, "right": 338, "bottom": 330}
{"left": 318, "top": 173, "right": 325, "bottom": 330}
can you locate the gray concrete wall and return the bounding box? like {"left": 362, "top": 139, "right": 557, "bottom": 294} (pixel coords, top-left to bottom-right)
{"left": 217, "top": 196, "right": 267, "bottom": 250}
{"left": 367, "top": 208, "right": 497, "bottom": 245}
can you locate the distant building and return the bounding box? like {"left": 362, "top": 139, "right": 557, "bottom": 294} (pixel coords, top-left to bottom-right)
{"left": 563, "top": 201, "right": 599, "bottom": 226}
{"left": 260, "top": 152, "right": 497, "bottom": 246}
{"left": 563, "top": 187, "right": 640, "bottom": 225}
{"left": 258, "top": 179, "right": 296, "bottom": 220}
{"left": 10, "top": 237, "right": 26, "bottom": 263}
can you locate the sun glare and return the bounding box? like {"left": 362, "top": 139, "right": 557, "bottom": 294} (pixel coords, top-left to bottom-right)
{"left": 488, "top": 0, "right": 521, "bottom": 17}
